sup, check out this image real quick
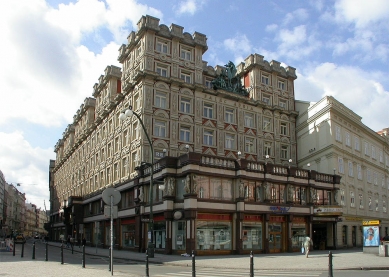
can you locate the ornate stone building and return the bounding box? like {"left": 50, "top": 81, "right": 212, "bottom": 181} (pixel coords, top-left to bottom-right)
{"left": 296, "top": 97, "right": 389, "bottom": 248}
{"left": 50, "top": 15, "right": 341, "bottom": 255}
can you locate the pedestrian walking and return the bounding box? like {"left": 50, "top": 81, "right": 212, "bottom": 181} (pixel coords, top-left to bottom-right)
{"left": 303, "top": 236, "right": 313, "bottom": 258}
{"left": 82, "top": 237, "right": 86, "bottom": 247}
{"left": 66, "top": 235, "right": 71, "bottom": 248}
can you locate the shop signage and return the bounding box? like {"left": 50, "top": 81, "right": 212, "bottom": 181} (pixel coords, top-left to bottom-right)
{"left": 313, "top": 206, "right": 342, "bottom": 215}
{"left": 344, "top": 216, "right": 364, "bottom": 221}
{"left": 313, "top": 217, "right": 336, "bottom": 221}
{"left": 362, "top": 220, "right": 380, "bottom": 226}
{"left": 141, "top": 218, "right": 153, "bottom": 223}
{"left": 269, "top": 206, "right": 291, "bottom": 214}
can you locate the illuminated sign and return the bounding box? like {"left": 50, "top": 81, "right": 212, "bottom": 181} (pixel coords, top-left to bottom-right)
{"left": 362, "top": 220, "right": 380, "bottom": 226}
{"left": 313, "top": 206, "right": 342, "bottom": 215}
{"left": 269, "top": 206, "right": 291, "bottom": 214}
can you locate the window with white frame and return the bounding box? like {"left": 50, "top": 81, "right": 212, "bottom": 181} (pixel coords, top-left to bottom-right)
{"left": 367, "top": 169, "right": 372, "bottom": 183}
{"left": 279, "top": 99, "right": 287, "bottom": 109}
{"left": 357, "top": 164, "right": 362, "bottom": 180}
{"left": 345, "top": 132, "right": 351, "bottom": 147}
{"left": 371, "top": 145, "right": 376, "bottom": 159}
{"left": 131, "top": 152, "right": 138, "bottom": 171}
{"left": 338, "top": 157, "right": 344, "bottom": 174}
{"left": 156, "top": 40, "right": 168, "bottom": 53}
{"left": 277, "top": 80, "right": 285, "bottom": 90}
{"left": 383, "top": 199, "right": 387, "bottom": 213}
{"left": 156, "top": 65, "right": 168, "bottom": 77}
{"left": 368, "top": 196, "right": 372, "bottom": 210}
{"left": 205, "top": 79, "right": 213, "bottom": 89}
{"left": 244, "top": 112, "right": 254, "bottom": 128}
{"left": 225, "top": 108, "right": 234, "bottom": 123}
{"left": 180, "top": 71, "right": 191, "bottom": 83}
{"left": 382, "top": 176, "right": 385, "bottom": 187}
{"left": 340, "top": 189, "right": 345, "bottom": 206}
{"left": 180, "top": 126, "right": 191, "bottom": 142}
{"left": 354, "top": 136, "right": 360, "bottom": 151}
{"left": 261, "top": 74, "right": 269, "bottom": 85}
{"left": 122, "top": 157, "right": 128, "bottom": 176}
{"left": 203, "top": 130, "right": 213, "bottom": 146}
{"left": 262, "top": 94, "right": 271, "bottom": 105}
{"left": 280, "top": 122, "right": 288, "bottom": 135}
{"left": 375, "top": 198, "right": 379, "bottom": 211}
{"left": 281, "top": 145, "right": 289, "bottom": 159}
{"left": 155, "top": 91, "right": 167, "bottom": 108}
{"left": 245, "top": 137, "right": 255, "bottom": 153}
{"left": 335, "top": 126, "right": 341, "bottom": 142}
{"left": 364, "top": 142, "right": 369, "bottom": 156}
{"left": 263, "top": 116, "right": 272, "bottom": 131}
{"left": 180, "top": 97, "right": 191, "bottom": 113}
{"left": 264, "top": 141, "right": 272, "bottom": 156}
{"left": 379, "top": 150, "right": 383, "bottom": 163}
{"left": 203, "top": 103, "right": 213, "bottom": 118}
{"left": 114, "top": 163, "right": 119, "bottom": 181}
{"left": 154, "top": 120, "right": 166, "bottom": 137}
{"left": 373, "top": 172, "right": 378, "bottom": 185}
{"left": 350, "top": 191, "right": 355, "bottom": 207}
{"left": 387, "top": 177, "right": 389, "bottom": 189}
{"left": 180, "top": 47, "right": 192, "bottom": 60}
{"left": 133, "top": 122, "right": 139, "bottom": 139}
{"left": 225, "top": 133, "right": 235, "bottom": 149}
{"left": 348, "top": 161, "right": 353, "bottom": 177}
{"left": 359, "top": 194, "right": 363, "bottom": 209}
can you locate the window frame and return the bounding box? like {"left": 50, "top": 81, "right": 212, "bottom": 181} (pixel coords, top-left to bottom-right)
{"left": 154, "top": 120, "right": 166, "bottom": 137}
{"left": 180, "top": 97, "right": 191, "bottom": 113}
{"left": 225, "top": 133, "right": 235, "bottom": 149}
{"left": 203, "top": 103, "right": 213, "bottom": 119}
{"left": 225, "top": 108, "right": 235, "bottom": 124}
{"left": 179, "top": 125, "right": 191, "bottom": 142}
{"left": 203, "top": 130, "right": 214, "bottom": 146}
{"left": 155, "top": 91, "right": 167, "bottom": 109}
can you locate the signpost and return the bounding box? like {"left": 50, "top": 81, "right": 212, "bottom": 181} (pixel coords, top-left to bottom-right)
{"left": 102, "top": 187, "right": 121, "bottom": 276}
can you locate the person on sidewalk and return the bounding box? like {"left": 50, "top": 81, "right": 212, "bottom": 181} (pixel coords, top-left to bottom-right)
{"left": 304, "top": 236, "right": 313, "bottom": 258}
{"left": 66, "top": 235, "right": 71, "bottom": 248}
{"left": 82, "top": 237, "right": 86, "bottom": 247}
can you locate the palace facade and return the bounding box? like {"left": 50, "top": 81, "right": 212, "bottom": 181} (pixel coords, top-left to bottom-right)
{"left": 49, "top": 15, "right": 341, "bottom": 255}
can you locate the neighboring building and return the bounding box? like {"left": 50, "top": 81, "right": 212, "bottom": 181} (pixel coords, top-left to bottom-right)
{"left": 0, "top": 170, "right": 5, "bottom": 237}
{"left": 50, "top": 15, "right": 341, "bottom": 255}
{"left": 296, "top": 96, "right": 389, "bottom": 248}
{"left": 4, "top": 183, "right": 25, "bottom": 236}
{"left": 25, "top": 203, "right": 38, "bottom": 237}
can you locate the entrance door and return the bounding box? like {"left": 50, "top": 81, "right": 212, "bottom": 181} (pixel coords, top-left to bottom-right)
{"left": 154, "top": 230, "right": 165, "bottom": 249}
{"left": 268, "top": 223, "right": 282, "bottom": 253}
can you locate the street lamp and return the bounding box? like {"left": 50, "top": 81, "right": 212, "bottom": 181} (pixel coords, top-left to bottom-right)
{"left": 119, "top": 105, "right": 155, "bottom": 258}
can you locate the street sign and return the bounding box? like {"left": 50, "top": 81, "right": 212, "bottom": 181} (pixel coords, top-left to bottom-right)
{"left": 102, "top": 187, "right": 121, "bottom": 205}
{"left": 141, "top": 218, "right": 153, "bottom": 223}
{"left": 104, "top": 205, "right": 118, "bottom": 218}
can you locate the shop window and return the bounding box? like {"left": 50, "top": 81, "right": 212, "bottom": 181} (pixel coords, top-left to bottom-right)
{"left": 242, "top": 222, "right": 262, "bottom": 250}
{"left": 122, "top": 224, "right": 136, "bottom": 248}
{"left": 291, "top": 222, "right": 306, "bottom": 250}
{"left": 196, "top": 220, "right": 231, "bottom": 250}
{"left": 342, "top": 225, "right": 347, "bottom": 245}
{"left": 153, "top": 222, "right": 166, "bottom": 249}
{"left": 173, "top": 221, "right": 186, "bottom": 250}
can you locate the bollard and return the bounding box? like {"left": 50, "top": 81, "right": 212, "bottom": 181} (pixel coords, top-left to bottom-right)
{"left": 71, "top": 243, "right": 74, "bottom": 254}
{"left": 192, "top": 250, "right": 196, "bottom": 277}
{"left": 250, "top": 251, "right": 254, "bottom": 277}
{"left": 21, "top": 243, "right": 24, "bottom": 258}
{"left": 145, "top": 250, "right": 149, "bottom": 277}
{"left": 13, "top": 239, "right": 15, "bottom": 256}
{"left": 328, "top": 251, "right": 333, "bottom": 277}
{"left": 108, "top": 247, "right": 111, "bottom": 271}
{"left": 32, "top": 242, "right": 35, "bottom": 259}
{"left": 45, "top": 242, "right": 48, "bottom": 261}
{"left": 82, "top": 245, "right": 85, "bottom": 268}
{"left": 61, "top": 243, "right": 64, "bottom": 264}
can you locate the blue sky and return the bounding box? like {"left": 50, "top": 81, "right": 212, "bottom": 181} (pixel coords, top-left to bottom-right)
{"left": 1, "top": 0, "right": 388, "bottom": 210}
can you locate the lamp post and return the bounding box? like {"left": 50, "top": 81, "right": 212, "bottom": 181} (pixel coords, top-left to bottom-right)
{"left": 119, "top": 105, "right": 155, "bottom": 258}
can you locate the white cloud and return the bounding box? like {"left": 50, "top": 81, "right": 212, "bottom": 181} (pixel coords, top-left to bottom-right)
{"left": 265, "top": 24, "right": 278, "bottom": 32}
{"left": 283, "top": 8, "right": 309, "bottom": 25}
{"left": 334, "top": 0, "right": 389, "bottom": 28}
{"left": 223, "top": 34, "right": 252, "bottom": 63}
{"left": 176, "top": 0, "right": 206, "bottom": 15}
{"left": 0, "top": 131, "right": 53, "bottom": 210}
{"left": 295, "top": 63, "right": 389, "bottom": 131}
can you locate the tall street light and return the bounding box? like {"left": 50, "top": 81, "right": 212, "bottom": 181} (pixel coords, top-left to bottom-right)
{"left": 118, "top": 105, "right": 155, "bottom": 258}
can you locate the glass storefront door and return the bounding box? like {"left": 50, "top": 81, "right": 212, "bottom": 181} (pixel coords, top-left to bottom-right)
{"left": 268, "top": 223, "right": 282, "bottom": 253}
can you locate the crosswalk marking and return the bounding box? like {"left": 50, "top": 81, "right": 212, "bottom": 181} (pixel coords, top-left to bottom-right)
{"left": 152, "top": 269, "right": 322, "bottom": 277}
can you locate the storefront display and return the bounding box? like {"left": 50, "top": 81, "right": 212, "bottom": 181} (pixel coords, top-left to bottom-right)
{"left": 242, "top": 221, "right": 262, "bottom": 250}
{"left": 196, "top": 214, "right": 232, "bottom": 250}
{"left": 172, "top": 221, "right": 186, "bottom": 250}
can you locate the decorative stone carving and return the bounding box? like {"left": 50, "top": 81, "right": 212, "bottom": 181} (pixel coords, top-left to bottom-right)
{"left": 239, "top": 182, "right": 245, "bottom": 198}
{"left": 139, "top": 186, "right": 144, "bottom": 202}
{"left": 184, "top": 174, "right": 191, "bottom": 194}
{"left": 191, "top": 174, "right": 198, "bottom": 194}
{"left": 287, "top": 185, "right": 294, "bottom": 202}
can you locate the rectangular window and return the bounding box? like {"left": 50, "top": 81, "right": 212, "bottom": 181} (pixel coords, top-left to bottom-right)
{"left": 156, "top": 41, "right": 168, "bottom": 53}
{"left": 338, "top": 157, "right": 344, "bottom": 174}
{"left": 180, "top": 72, "right": 191, "bottom": 83}
{"left": 350, "top": 191, "right": 355, "bottom": 207}
{"left": 375, "top": 198, "right": 379, "bottom": 212}
{"left": 263, "top": 117, "right": 272, "bottom": 131}
{"left": 367, "top": 169, "right": 372, "bottom": 183}
{"left": 203, "top": 103, "right": 213, "bottom": 118}
{"left": 357, "top": 164, "right": 362, "bottom": 180}
{"left": 279, "top": 99, "right": 287, "bottom": 109}
{"left": 155, "top": 91, "right": 167, "bottom": 108}
{"left": 364, "top": 142, "right": 369, "bottom": 155}
{"left": 280, "top": 122, "right": 288, "bottom": 135}
{"left": 245, "top": 137, "right": 255, "bottom": 153}
{"left": 277, "top": 80, "right": 285, "bottom": 90}
{"left": 261, "top": 75, "right": 269, "bottom": 85}
{"left": 156, "top": 65, "right": 168, "bottom": 77}
{"left": 203, "top": 130, "right": 213, "bottom": 146}
{"left": 180, "top": 98, "right": 191, "bottom": 113}
{"left": 180, "top": 126, "right": 191, "bottom": 142}
{"left": 354, "top": 136, "right": 360, "bottom": 151}
{"left": 264, "top": 142, "right": 272, "bottom": 156}
{"left": 281, "top": 145, "right": 288, "bottom": 159}
{"left": 371, "top": 146, "right": 376, "bottom": 159}
{"left": 180, "top": 48, "right": 191, "bottom": 60}
{"left": 379, "top": 150, "right": 383, "bottom": 163}
{"left": 225, "top": 108, "right": 234, "bottom": 123}
{"left": 340, "top": 189, "right": 345, "bottom": 206}
{"left": 154, "top": 120, "right": 166, "bottom": 137}
{"left": 244, "top": 113, "right": 254, "bottom": 128}
{"left": 262, "top": 94, "right": 271, "bottom": 105}
{"left": 205, "top": 79, "right": 213, "bottom": 89}
{"left": 348, "top": 161, "right": 353, "bottom": 177}
{"left": 225, "top": 133, "right": 235, "bottom": 149}
{"left": 345, "top": 132, "right": 351, "bottom": 146}
{"left": 368, "top": 196, "right": 372, "bottom": 210}
{"left": 383, "top": 200, "right": 387, "bottom": 213}
{"left": 335, "top": 126, "right": 341, "bottom": 142}
{"left": 359, "top": 194, "right": 364, "bottom": 209}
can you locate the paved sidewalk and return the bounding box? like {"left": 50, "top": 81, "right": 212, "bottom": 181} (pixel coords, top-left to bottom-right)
{"left": 44, "top": 241, "right": 389, "bottom": 271}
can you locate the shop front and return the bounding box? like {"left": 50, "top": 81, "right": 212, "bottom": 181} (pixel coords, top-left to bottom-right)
{"left": 312, "top": 205, "right": 342, "bottom": 250}
{"left": 241, "top": 215, "right": 263, "bottom": 252}
{"left": 291, "top": 216, "right": 307, "bottom": 252}
{"left": 268, "top": 216, "right": 286, "bottom": 253}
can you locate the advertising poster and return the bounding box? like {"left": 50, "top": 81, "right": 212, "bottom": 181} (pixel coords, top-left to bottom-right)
{"left": 363, "top": 226, "right": 380, "bottom": 247}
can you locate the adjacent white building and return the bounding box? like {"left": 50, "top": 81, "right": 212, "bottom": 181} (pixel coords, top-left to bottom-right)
{"left": 296, "top": 96, "right": 389, "bottom": 248}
